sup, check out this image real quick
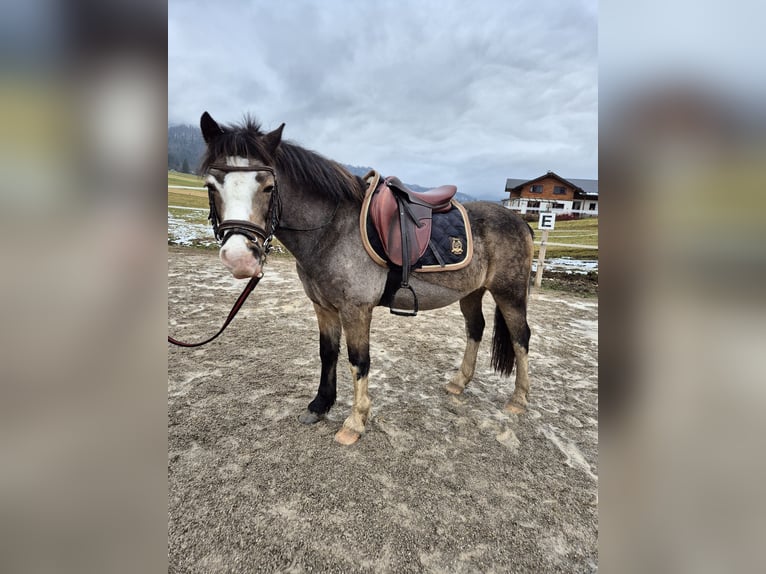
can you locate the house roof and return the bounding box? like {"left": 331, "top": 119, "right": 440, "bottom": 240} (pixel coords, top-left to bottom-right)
{"left": 505, "top": 178, "right": 530, "bottom": 189}
{"left": 566, "top": 178, "right": 598, "bottom": 196}
{"left": 505, "top": 171, "right": 598, "bottom": 197}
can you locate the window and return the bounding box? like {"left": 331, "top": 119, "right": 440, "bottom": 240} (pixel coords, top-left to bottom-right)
{"left": 553, "top": 186, "right": 567, "bottom": 195}
{"left": 588, "top": 202, "right": 597, "bottom": 211}
{"left": 553, "top": 202, "right": 565, "bottom": 209}
{"left": 573, "top": 201, "right": 582, "bottom": 210}
{"left": 530, "top": 185, "right": 542, "bottom": 193}
{"left": 527, "top": 201, "right": 540, "bottom": 208}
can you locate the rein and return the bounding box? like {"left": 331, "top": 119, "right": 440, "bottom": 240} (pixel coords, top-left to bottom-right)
{"left": 167, "top": 273, "right": 262, "bottom": 347}
{"left": 168, "top": 163, "right": 278, "bottom": 348}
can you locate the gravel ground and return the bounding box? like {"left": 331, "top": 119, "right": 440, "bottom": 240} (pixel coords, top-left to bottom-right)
{"left": 168, "top": 247, "right": 598, "bottom": 573}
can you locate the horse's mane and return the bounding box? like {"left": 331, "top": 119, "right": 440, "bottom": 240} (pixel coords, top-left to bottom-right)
{"left": 200, "top": 116, "right": 366, "bottom": 204}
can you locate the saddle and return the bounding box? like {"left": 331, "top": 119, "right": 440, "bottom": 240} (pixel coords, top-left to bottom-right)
{"left": 367, "top": 174, "right": 457, "bottom": 315}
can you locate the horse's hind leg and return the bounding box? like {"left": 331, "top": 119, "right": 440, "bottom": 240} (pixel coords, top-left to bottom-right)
{"left": 334, "top": 306, "right": 373, "bottom": 446}
{"left": 492, "top": 294, "right": 532, "bottom": 414}
{"left": 445, "top": 288, "right": 486, "bottom": 395}
{"left": 299, "top": 303, "right": 341, "bottom": 425}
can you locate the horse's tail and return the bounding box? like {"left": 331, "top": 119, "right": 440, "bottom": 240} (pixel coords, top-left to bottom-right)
{"left": 491, "top": 307, "right": 515, "bottom": 376}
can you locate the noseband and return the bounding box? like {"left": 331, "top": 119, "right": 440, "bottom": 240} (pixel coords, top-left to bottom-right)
{"left": 206, "top": 163, "right": 282, "bottom": 255}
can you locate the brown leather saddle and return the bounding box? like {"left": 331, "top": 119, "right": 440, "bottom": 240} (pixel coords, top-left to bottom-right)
{"left": 367, "top": 174, "right": 457, "bottom": 315}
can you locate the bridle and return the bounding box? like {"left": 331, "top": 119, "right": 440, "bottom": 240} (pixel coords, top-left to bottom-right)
{"left": 168, "top": 162, "right": 281, "bottom": 348}
{"left": 168, "top": 161, "right": 342, "bottom": 348}
{"left": 206, "top": 163, "right": 282, "bottom": 256}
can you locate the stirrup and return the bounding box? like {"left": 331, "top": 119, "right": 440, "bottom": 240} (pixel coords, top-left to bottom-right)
{"left": 389, "top": 284, "right": 419, "bottom": 317}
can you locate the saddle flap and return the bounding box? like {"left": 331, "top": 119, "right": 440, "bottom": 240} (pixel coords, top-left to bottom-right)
{"left": 369, "top": 185, "right": 398, "bottom": 255}
{"left": 385, "top": 203, "right": 432, "bottom": 267}
{"left": 370, "top": 179, "right": 433, "bottom": 267}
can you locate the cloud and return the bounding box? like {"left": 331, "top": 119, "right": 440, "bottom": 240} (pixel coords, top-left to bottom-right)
{"left": 169, "top": 0, "right": 597, "bottom": 199}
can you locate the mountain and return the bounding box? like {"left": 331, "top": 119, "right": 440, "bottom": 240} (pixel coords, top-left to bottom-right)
{"left": 168, "top": 124, "right": 206, "bottom": 173}
{"left": 401, "top": 183, "right": 478, "bottom": 204}
{"left": 168, "top": 125, "right": 480, "bottom": 201}
{"left": 343, "top": 164, "right": 479, "bottom": 202}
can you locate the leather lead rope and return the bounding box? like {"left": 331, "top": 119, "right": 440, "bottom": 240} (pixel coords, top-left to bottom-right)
{"left": 168, "top": 273, "right": 262, "bottom": 347}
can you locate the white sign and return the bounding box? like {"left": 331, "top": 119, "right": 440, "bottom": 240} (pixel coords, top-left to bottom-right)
{"left": 538, "top": 212, "right": 556, "bottom": 230}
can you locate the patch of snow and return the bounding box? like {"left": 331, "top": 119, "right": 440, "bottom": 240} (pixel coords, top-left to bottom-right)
{"left": 532, "top": 257, "right": 598, "bottom": 274}
{"left": 168, "top": 210, "right": 216, "bottom": 247}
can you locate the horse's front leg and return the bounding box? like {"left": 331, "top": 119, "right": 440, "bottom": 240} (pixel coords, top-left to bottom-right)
{"left": 299, "top": 303, "right": 341, "bottom": 425}
{"left": 334, "top": 306, "right": 373, "bottom": 446}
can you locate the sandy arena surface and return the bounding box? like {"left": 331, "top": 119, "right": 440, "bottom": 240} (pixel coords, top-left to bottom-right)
{"left": 168, "top": 247, "right": 598, "bottom": 573}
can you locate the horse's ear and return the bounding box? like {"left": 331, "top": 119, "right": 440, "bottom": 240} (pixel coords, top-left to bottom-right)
{"left": 262, "top": 123, "right": 285, "bottom": 156}
{"left": 200, "top": 111, "right": 224, "bottom": 143}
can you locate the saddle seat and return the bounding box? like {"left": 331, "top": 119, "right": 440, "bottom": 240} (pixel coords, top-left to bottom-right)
{"left": 385, "top": 176, "right": 457, "bottom": 210}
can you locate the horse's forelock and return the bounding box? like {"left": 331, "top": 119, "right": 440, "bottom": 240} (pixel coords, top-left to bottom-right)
{"left": 199, "top": 117, "right": 270, "bottom": 172}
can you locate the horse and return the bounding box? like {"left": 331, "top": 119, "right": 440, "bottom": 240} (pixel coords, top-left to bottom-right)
{"left": 196, "top": 112, "right": 534, "bottom": 445}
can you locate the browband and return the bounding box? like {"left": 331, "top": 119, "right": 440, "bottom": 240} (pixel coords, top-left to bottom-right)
{"left": 207, "top": 163, "right": 275, "bottom": 174}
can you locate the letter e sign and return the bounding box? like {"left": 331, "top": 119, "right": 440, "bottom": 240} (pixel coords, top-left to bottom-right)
{"left": 538, "top": 212, "right": 556, "bottom": 230}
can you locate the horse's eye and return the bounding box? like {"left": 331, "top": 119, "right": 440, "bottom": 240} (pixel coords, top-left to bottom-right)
{"left": 263, "top": 184, "right": 275, "bottom": 194}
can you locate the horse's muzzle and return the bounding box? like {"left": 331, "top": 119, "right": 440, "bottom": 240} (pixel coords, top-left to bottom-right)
{"left": 220, "top": 235, "right": 263, "bottom": 278}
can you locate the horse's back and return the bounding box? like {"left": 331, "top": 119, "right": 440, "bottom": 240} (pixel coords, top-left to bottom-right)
{"left": 463, "top": 201, "right": 534, "bottom": 293}
{"left": 464, "top": 201, "right": 534, "bottom": 248}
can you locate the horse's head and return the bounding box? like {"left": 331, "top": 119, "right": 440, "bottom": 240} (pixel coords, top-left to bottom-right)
{"left": 199, "top": 112, "right": 284, "bottom": 279}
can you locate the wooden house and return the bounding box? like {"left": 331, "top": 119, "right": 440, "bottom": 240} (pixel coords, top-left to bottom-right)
{"left": 503, "top": 171, "right": 598, "bottom": 218}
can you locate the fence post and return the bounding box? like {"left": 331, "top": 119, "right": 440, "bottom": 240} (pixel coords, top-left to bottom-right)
{"left": 534, "top": 229, "right": 549, "bottom": 288}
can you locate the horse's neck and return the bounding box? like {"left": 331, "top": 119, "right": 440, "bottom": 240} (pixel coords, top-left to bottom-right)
{"left": 274, "top": 179, "right": 350, "bottom": 260}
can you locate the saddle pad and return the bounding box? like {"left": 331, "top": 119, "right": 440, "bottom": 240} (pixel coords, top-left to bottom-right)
{"left": 360, "top": 171, "right": 474, "bottom": 272}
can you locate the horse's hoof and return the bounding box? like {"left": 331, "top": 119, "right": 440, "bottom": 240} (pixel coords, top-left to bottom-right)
{"left": 334, "top": 427, "right": 361, "bottom": 446}
{"left": 445, "top": 382, "right": 465, "bottom": 395}
{"left": 504, "top": 401, "right": 526, "bottom": 415}
{"left": 298, "top": 410, "right": 324, "bottom": 425}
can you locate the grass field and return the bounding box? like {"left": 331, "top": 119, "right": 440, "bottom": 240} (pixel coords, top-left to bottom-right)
{"left": 168, "top": 171, "right": 207, "bottom": 209}
{"left": 168, "top": 189, "right": 208, "bottom": 209}
{"left": 168, "top": 171, "right": 205, "bottom": 188}
{"left": 528, "top": 217, "right": 598, "bottom": 259}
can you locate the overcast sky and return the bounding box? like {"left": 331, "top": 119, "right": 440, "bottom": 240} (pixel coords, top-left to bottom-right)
{"left": 169, "top": 0, "right": 597, "bottom": 200}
